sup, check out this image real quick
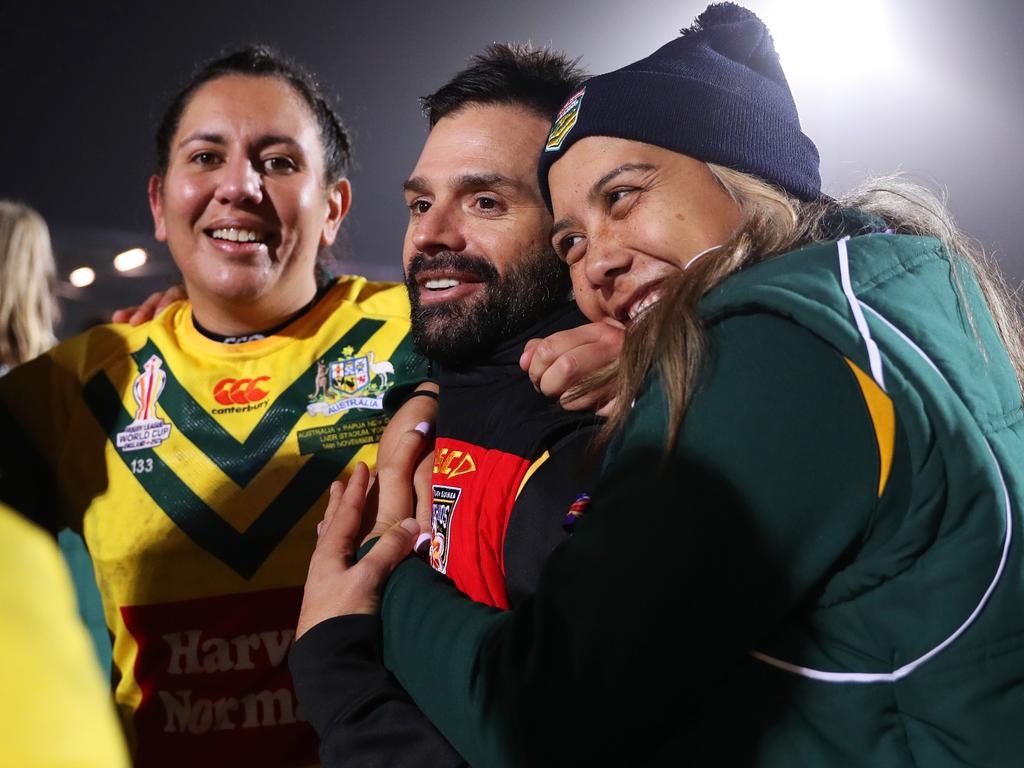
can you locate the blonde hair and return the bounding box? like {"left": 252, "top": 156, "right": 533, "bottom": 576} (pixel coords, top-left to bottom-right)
{"left": 582, "top": 169, "right": 1024, "bottom": 449}
{"left": 0, "top": 201, "right": 59, "bottom": 369}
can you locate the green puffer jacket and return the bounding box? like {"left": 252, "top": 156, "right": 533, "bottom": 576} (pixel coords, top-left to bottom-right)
{"left": 379, "top": 229, "right": 1024, "bottom": 767}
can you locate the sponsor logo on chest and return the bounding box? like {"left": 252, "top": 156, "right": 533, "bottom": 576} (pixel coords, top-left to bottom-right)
{"left": 119, "top": 587, "right": 316, "bottom": 765}
{"left": 211, "top": 376, "right": 271, "bottom": 414}
{"left": 434, "top": 447, "right": 476, "bottom": 479}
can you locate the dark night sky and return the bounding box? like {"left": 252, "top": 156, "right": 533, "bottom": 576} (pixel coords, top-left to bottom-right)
{"left": 3, "top": 0, "right": 1023, "bottom": 335}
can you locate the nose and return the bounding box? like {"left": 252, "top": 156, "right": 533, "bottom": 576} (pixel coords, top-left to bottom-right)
{"left": 583, "top": 234, "right": 632, "bottom": 289}
{"left": 410, "top": 200, "right": 467, "bottom": 257}
{"left": 215, "top": 155, "right": 263, "bottom": 206}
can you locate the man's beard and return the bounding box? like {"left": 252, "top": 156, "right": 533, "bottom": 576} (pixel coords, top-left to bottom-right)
{"left": 405, "top": 248, "right": 571, "bottom": 368}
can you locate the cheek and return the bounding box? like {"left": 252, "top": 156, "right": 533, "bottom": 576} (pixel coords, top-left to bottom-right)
{"left": 166, "top": 177, "right": 207, "bottom": 226}
{"left": 296, "top": 182, "right": 329, "bottom": 221}
{"left": 570, "top": 265, "right": 608, "bottom": 322}
{"left": 272, "top": 181, "right": 327, "bottom": 240}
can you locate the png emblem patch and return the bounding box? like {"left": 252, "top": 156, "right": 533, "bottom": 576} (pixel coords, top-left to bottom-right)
{"left": 430, "top": 485, "right": 461, "bottom": 574}
{"left": 545, "top": 87, "right": 585, "bottom": 152}
{"left": 116, "top": 354, "right": 172, "bottom": 451}
{"left": 307, "top": 346, "right": 395, "bottom": 417}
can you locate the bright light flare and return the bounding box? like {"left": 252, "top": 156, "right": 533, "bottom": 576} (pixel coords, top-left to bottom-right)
{"left": 754, "top": 0, "right": 904, "bottom": 85}
{"left": 69, "top": 267, "right": 96, "bottom": 288}
{"left": 114, "top": 247, "right": 148, "bottom": 272}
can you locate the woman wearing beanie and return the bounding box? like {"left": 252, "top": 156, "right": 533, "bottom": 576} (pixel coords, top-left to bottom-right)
{"left": 301, "top": 4, "right": 1024, "bottom": 765}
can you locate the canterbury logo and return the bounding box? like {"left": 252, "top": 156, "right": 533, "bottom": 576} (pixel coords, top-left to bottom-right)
{"left": 213, "top": 376, "right": 271, "bottom": 405}
{"left": 434, "top": 448, "right": 476, "bottom": 479}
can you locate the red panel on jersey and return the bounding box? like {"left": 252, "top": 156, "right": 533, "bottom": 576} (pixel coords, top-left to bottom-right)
{"left": 430, "top": 437, "right": 532, "bottom": 609}
{"left": 120, "top": 587, "right": 317, "bottom": 767}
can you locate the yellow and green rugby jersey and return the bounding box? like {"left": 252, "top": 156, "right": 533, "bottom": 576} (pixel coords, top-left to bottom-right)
{"left": 0, "top": 276, "right": 423, "bottom": 767}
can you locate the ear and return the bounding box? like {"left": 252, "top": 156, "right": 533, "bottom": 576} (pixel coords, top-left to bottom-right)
{"left": 148, "top": 175, "right": 168, "bottom": 242}
{"left": 320, "top": 178, "right": 352, "bottom": 247}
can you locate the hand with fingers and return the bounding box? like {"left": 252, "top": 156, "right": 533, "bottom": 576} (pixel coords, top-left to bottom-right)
{"left": 296, "top": 422, "right": 433, "bottom": 640}
{"left": 374, "top": 384, "right": 438, "bottom": 536}
{"left": 296, "top": 464, "right": 421, "bottom": 640}
{"left": 111, "top": 285, "right": 187, "bottom": 325}
{"left": 520, "top": 319, "right": 625, "bottom": 416}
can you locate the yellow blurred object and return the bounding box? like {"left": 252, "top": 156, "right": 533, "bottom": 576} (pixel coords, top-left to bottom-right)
{"left": 0, "top": 502, "right": 129, "bottom": 767}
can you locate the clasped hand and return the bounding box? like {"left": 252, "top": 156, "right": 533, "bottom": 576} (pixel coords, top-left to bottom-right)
{"left": 295, "top": 421, "right": 432, "bottom": 641}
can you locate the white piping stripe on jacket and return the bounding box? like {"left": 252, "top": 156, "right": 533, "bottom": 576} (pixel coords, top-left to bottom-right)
{"left": 750, "top": 242, "right": 1013, "bottom": 683}
{"left": 837, "top": 237, "right": 886, "bottom": 391}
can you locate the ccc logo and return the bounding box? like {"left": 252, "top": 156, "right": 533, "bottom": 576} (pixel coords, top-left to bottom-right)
{"left": 213, "top": 376, "right": 271, "bottom": 405}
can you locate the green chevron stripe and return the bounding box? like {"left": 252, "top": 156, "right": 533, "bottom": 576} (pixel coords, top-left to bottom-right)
{"left": 129, "top": 319, "right": 384, "bottom": 487}
{"left": 82, "top": 372, "right": 362, "bottom": 579}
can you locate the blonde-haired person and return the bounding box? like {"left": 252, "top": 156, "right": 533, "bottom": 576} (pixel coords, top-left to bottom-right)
{"left": 0, "top": 200, "right": 58, "bottom": 376}
{"left": 296, "top": 4, "right": 1024, "bottom": 767}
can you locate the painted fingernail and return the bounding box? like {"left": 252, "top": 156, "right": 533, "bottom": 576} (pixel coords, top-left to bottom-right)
{"left": 414, "top": 421, "right": 431, "bottom": 436}
{"left": 414, "top": 532, "right": 432, "bottom": 555}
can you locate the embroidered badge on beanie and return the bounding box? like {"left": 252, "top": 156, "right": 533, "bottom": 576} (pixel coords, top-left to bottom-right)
{"left": 545, "top": 87, "right": 586, "bottom": 152}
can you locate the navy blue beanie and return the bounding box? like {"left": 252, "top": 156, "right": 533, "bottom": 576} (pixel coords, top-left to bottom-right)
{"left": 539, "top": 3, "right": 821, "bottom": 207}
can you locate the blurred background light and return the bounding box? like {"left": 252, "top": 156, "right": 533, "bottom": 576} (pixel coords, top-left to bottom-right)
{"left": 113, "top": 247, "right": 148, "bottom": 272}
{"left": 69, "top": 267, "right": 96, "bottom": 288}
{"left": 755, "top": 0, "right": 904, "bottom": 85}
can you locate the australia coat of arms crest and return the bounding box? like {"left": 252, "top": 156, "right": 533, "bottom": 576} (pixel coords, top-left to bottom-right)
{"left": 307, "top": 346, "right": 395, "bottom": 417}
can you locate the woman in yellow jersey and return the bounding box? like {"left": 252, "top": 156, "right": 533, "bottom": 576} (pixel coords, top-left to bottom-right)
{"left": 0, "top": 46, "right": 423, "bottom": 766}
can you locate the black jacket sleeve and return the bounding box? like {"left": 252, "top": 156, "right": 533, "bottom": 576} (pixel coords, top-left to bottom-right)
{"left": 289, "top": 615, "right": 467, "bottom": 768}
{"left": 502, "top": 424, "right": 602, "bottom": 606}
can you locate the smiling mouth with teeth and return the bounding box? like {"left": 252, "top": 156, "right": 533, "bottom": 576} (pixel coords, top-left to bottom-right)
{"left": 628, "top": 290, "right": 662, "bottom": 322}
{"left": 209, "top": 227, "right": 268, "bottom": 244}
{"left": 424, "top": 278, "right": 462, "bottom": 290}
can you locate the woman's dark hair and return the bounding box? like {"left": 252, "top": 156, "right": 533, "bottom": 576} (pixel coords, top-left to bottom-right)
{"left": 154, "top": 45, "right": 351, "bottom": 184}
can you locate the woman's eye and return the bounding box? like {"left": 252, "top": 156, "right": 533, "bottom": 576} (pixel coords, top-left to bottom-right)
{"left": 262, "top": 156, "right": 297, "bottom": 173}
{"left": 608, "top": 188, "right": 634, "bottom": 206}
{"left": 190, "top": 151, "right": 221, "bottom": 167}
{"left": 557, "top": 234, "right": 584, "bottom": 261}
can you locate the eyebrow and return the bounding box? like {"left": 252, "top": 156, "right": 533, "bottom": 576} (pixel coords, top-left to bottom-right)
{"left": 176, "top": 132, "right": 303, "bottom": 152}
{"left": 402, "top": 172, "right": 524, "bottom": 196}
{"left": 590, "top": 163, "right": 656, "bottom": 200}
{"left": 550, "top": 216, "right": 577, "bottom": 240}
{"left": 551, "top": 163, "right": 657, "bottom": 238}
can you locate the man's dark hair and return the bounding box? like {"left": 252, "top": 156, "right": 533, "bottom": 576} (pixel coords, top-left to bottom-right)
{"left": 422, "top": 43, "right": 588, "bottom": 126}
{"left": 154, "top": 45, "right": 351, "bottom": 183}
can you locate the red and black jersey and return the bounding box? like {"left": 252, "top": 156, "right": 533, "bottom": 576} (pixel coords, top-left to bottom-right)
{"left": 429, "top": 303, "right": 602, "bottom": 608}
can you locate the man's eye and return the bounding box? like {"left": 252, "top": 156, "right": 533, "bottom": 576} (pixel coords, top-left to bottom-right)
{"left": 262, "top": 156, "right": 297, "bottom": 173}
{"left": 409, "top": 199, "right": 431, "bottom": 215}
{"left": 475, "top": 196, "right": 500, "bottom": 211}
